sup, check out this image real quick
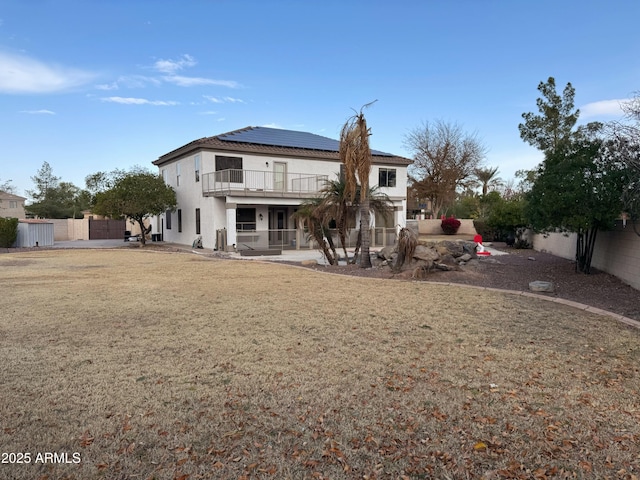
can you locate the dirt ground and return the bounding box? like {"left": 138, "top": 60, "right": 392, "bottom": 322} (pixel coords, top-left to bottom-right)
{"left": 4, "top": 240, "right": 638, "bottom": 321}
{"left": 1, "top": 249, "right": 639, "bottom": 479}
{"left": 295, "top": 243, "right": 640, "bottom": 322}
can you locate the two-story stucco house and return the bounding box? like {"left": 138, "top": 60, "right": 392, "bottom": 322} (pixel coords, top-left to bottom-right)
{"left": 152, "top": 126, "right": 411, "bottom": 251}
{"left": 0, "top": 191, "right": 26, "bottom": 219}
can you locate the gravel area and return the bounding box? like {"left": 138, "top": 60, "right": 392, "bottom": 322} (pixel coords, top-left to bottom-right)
{"left": 297, "top": 243, "right": 640, "bottom": 321}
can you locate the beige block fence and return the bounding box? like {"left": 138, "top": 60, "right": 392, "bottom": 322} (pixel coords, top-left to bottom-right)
{"left": 531, "top": 221, "right": 640, "bottom": 290}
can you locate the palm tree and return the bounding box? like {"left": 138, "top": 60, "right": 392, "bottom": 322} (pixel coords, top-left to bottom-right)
{"left": 318, "top": 177, "right": 392, "bottom": 263}
{"left": 318, "top": 177, "right": 354, "bottom": 262}
{"left": 474, "top": 166, "right": 503, "bottom": 196}
{"left": 291, "top": 198, "right": 338, "bottom": 265}
{"left": 340, "top": 106, "right": 375, "bottom": 268}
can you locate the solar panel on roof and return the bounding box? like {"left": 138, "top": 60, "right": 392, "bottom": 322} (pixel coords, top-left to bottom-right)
{"left": 218, "top": 127, "right": 393, "bottom": 156}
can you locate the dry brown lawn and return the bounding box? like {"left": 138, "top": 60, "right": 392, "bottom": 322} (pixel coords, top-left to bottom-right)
{"left": 1, "top": 249, "right": 639, "bottom": 480}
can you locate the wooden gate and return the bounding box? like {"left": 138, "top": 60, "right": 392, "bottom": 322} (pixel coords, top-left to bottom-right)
{"left": 89, "top": 219, "right": 126, "bottom": 240}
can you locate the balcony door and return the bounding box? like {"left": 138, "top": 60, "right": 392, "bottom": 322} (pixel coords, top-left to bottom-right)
{"left": 274, "top": 162, "right": 287, "bottom": 191}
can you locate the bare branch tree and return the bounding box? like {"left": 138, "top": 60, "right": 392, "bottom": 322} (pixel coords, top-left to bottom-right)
{"left": 405, "top": 120, "right": 487, "bottom": 217}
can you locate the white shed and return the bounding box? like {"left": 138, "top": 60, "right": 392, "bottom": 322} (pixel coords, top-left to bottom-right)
{"left": 16, "top": 219, "right": 55, "bottom": 247}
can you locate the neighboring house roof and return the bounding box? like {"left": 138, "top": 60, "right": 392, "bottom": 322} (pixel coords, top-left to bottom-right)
{"left": 0, "top": 190, "right": 27, "bottom": 201}
{"left": 154, "top": 126, "right": 412, "bottom": 167}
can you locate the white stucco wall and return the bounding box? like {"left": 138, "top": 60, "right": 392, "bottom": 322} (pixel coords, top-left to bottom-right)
{"left": 158, "top": 148, "right": 408, "bottom": 249}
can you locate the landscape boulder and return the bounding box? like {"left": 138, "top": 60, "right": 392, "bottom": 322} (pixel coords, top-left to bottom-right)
{"left": 378, "top": 245, "right": 397, "bottom": 261}
{"left": 435, "top": 240, "right": 464, "bottom": 258}
{"left": 413, "top": 244, "right": 440, "bottom": 262}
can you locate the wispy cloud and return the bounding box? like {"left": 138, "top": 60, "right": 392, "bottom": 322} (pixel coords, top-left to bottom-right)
{"left": 262, "top": 123, "right": 283, "bottom": 129}
{"left": 153, "top": 54, "right": 196, "bottom": 74}
{"left": 164, "top": 75, "right": 239, "bottom": 88}
{"left": 149, "top": 55, "right": 239, "bottom": 88}
{"left": 96, "top": 55, "right": 240, "bottom": 93}
{"left": 95, "top": 82, "right": 118, "bottom": 91}
{"left": 19, "top": 109, "right": 56, "bottom": 115}
{"left": 580, "top": 99, "right": 627, "bottom": 118}
{"left": 101, "top": 96, "right": 179, "bottom": 106}
{"left": 204, "top": 95, "right": 245, "bottom": 104}
{"left": 0, "top": 51, "right": 97, "bottom": 94}
{"left": 198, "top": 111, "right": 219, "bottom": 115}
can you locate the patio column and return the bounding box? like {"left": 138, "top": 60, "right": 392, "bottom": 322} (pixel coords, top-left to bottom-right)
{"left": 226, "top": 203, "right": 237, "bottom": 251}
{"left": 397, "top": 200, "right": 407, "bottom": 228}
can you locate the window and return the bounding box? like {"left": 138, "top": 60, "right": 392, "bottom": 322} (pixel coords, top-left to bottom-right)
{"left": 166, "top": 210, "right": 172, "bottom": 230}
{"left": 236, "top": 208, "right": 256, "bottom": 231}
{"left": 162, "top": 169, "right": 167, "bottom": 184}
{"left": 9, "top": 201, "right": 17, "bottom": 208}
{"left": 194, "top": 154, "right": 201, "bottom": 182}
{"left": 177, "top": 209, "right": 182, "bottom": 233}
{"left": 379, "top": 168, "right": 396, "bottom": 188}
{"left": 215, "top": 155, "right": 243, "bottom": 183}
{"left": 176, "top": 162, "right": 181, "bottom": 186}
{"left": 195, "top": 208, "right": 201, "bottom": 235}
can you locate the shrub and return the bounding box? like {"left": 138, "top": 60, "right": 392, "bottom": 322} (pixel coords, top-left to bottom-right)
{"left": 0, "top": 217, "right": 19, "bottom": 247}
{"left": 473, "top": 217, "right": 498, "bottom": 241}
{"left": 441, "top": 216, "right": 461, "bottom": 235}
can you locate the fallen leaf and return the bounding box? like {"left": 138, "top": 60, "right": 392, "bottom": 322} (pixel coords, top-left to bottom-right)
{"left": 473, "top": 441, "right": 487, "bottom": 451}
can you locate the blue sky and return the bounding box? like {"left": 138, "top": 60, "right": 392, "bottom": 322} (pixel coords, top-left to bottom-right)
{"left": 1, "top": 0, "right": 639, "bottom": 198}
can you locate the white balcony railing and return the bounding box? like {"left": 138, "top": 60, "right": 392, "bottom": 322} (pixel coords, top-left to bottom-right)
{"left": 202, "top": 169, "right": 329, "bottom": 196}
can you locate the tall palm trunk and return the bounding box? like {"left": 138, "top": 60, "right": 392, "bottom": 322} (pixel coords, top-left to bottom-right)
{"left": 339, "top": 103, "right": 376, "bottom": 268}
{"left": 359, "top": 199, "right": 372, "bottom": 268}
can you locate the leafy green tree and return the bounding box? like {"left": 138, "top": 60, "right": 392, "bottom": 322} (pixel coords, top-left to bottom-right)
{"left": 85, "top": 169, "right": 128, "bottom": 197}
{"left": 519, "top": 77, "right": 622, "bottom": 273}
{"left": 25, "top": 162, "right": 89, "bottom": 218}
{"left": 92, "top": 170, "right": 177, "bottom": 246}
{"left": 487, "top": 196, "right": 528, "bottom": 245}
{"left": 526, "top": 138, "right": 626, "bottom": 273}
{"left": 450, "top": 192, "right": 480, "bottom": 219}
{"left": 519, "top": 77, "right": 602, "bottom": 155}
{"left": 26, "top": 161, "right": 60, "bottom": 217}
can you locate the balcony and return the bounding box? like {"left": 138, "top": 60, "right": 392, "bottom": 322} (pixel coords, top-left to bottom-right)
{"left": 202, "top": 169, "right": 329, "bottom": 198}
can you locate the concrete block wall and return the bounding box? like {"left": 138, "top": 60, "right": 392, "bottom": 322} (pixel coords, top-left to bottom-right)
{"left": 47, "top": 219, "right": 89, "bottom": 241}
{"left": 532, "top": 221, "right": 640, "bottom": 290}
{"left": 50, "top": 219, "right": 70, "bottom": 241}
{"left": 417, "top": 219, "right": 478, "bottom": 236}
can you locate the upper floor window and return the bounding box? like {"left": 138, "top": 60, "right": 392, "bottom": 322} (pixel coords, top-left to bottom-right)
{"left": 176, "top": 163, "right": 181, "bottom": 186}
{"left": 161, "top": 169, "right": 167, "bottom": 184}
{"left": 379, "top": 168, "right": 396, "bottom": 188}
{"left": 9, "top": 201, "right": 17, "bottom": 208}
{"left": 216, "top": 155, "right": 243, "bottom": 183}
{"left": 194, "top": 154, "right": 201, "bottom": 182}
